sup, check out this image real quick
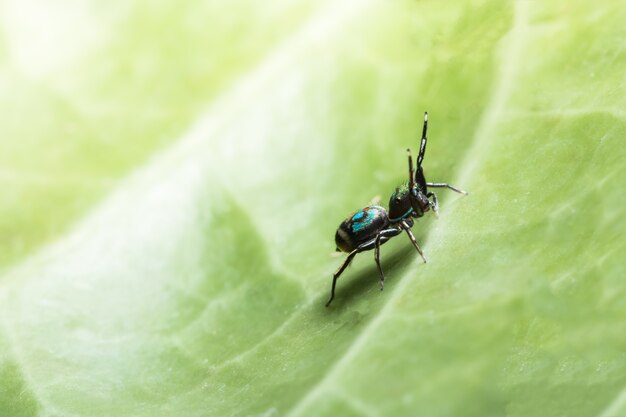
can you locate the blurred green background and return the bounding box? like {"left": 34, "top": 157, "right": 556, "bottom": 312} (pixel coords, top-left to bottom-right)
{"left": 1, "top": 0, "right": 625, "bottom": 416}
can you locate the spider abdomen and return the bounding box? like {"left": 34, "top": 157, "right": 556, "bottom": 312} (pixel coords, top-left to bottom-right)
{"left": 335, "top": 205, "right": 389, "bottom": 253}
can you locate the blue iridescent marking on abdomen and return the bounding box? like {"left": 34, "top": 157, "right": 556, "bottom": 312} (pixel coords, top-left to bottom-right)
{"left": 351, "top": 208, "right": 379, "bottom": 232}
{"left": 351, "top": 211, "right": 365, "bottom": 221}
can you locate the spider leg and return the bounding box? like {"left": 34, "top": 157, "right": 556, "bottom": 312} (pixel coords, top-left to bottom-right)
{"left": 400, "top": 220, "right": 427, "bottom": 263}
{"left": 326, "top": 227, "right": 401, "bottom": 307}
{"left": 374, "top": 234, "right": 384, "bottom": 290}
{"left": 427, "top": 191, "right": 439, "bottom": 217}
{"left": 426, "top": 182, "right": 468, "bottom": 195}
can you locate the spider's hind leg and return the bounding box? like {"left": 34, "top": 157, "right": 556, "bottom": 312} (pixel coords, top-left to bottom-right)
{"left": 326, "top": 227, "right": 401, "bottom": 307}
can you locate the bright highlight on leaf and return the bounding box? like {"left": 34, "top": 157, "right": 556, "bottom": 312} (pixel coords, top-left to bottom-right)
{"left": 0, "top": 0, "right": 624, "bottom": 416}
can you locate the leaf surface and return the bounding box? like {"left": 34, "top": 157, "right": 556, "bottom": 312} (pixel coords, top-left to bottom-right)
{"left": 1, "top": 1, "right": 625, "bottom": 416}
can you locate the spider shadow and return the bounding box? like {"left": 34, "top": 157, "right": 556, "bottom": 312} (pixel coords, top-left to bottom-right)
{"left": 323, "top": 242, "right": 423, "bottom": 309}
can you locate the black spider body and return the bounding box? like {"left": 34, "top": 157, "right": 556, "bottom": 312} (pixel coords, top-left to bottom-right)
{"left": 326, "top": 112, "right": 468, "bottom": 307}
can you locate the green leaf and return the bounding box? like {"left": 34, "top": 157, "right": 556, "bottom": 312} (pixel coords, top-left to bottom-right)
{"left": 1, "top": 0, "right": 625, "bottom": 416}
